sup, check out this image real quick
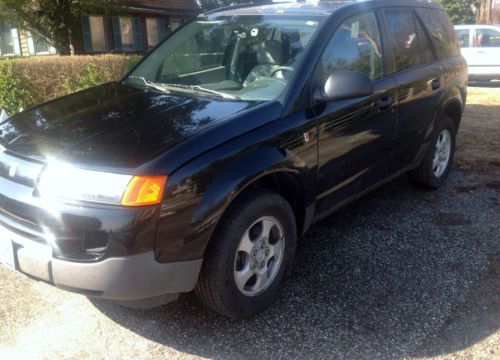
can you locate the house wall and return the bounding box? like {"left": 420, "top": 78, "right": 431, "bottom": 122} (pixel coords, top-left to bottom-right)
{"left": 74, "top": 0, "right": 199, "bottom": 55}
{"left": 19, "top": 31, "right": 30, "bottom": 57}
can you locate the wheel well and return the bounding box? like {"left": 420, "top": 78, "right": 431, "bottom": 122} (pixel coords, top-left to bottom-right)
{"left": 443, "top": 100, "right": 462, "bottom": 131}
{"left": 250, "top": 172, "right": 306, "bottom": 236}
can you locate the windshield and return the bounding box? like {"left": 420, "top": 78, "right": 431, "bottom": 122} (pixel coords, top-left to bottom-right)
{"left": 124, "top": 16, "right": 323, "bottom": 101}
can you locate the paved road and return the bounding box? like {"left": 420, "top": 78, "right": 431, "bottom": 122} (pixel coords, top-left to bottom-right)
{"left": 0, "top": 88, "right": 499, "bottom": 359}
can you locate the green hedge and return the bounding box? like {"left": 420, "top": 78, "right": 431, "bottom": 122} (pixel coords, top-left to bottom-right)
{"left": 0, "top": 55, "right": 141, "bottom": 115}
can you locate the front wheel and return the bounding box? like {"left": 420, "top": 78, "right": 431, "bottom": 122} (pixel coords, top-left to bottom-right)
{"left": 195, "top": 188, "right": 296, "bottom": 319}
{"left": 408, "top": 116, "right": 457, "bottom": 189}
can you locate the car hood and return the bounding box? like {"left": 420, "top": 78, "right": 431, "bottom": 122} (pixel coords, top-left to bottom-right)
{"left": 0, "top": 82, "right": 258, "bottom": 169}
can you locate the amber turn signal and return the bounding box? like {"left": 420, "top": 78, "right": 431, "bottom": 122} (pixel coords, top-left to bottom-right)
{"left": 121, "top": 175, "right": 167, "bottom": 206}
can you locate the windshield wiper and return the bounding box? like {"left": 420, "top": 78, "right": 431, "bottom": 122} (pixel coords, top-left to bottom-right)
{"left": 127, "top": 76, "right": 171, "bottom": 93}
{"left": 164, "top": 83, "right": 239, "bottom": 100}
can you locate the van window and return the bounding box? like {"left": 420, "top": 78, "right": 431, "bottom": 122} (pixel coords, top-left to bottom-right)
{"left": 476, "top": 28, "right": 500, "bottom": 47}
{"left": 416, "top": 8, "right": 460, "bottom": 59}
{"left": 455, "top": 29, "right": 470, "bottom": 48}
{"left": 384, "top": 8, "right": 422, "bottom": 72}
{"left": 320, "top": 12, "right": 383, "bottom": 81}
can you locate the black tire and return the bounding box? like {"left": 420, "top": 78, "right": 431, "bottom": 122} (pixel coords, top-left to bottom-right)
{"left": 195, "top": 187, "right": 297, "bottom": 319}
{"left": 408, "top": 115, "right": 457, "bottom": 189}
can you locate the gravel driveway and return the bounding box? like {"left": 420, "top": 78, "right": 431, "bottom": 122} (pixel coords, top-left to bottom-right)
{"left": 0, "top": 87, "right": 499, "bottom": 360}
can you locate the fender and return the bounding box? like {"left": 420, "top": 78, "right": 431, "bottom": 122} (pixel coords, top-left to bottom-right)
{"left": 191, "top": 147, "right": 311, "bottom": 229}
{"left": 156, "top": 146, "right": 314, "bottom": 263}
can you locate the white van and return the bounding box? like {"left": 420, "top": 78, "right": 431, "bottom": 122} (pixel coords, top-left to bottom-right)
{"left": 455, "top": 24, "right": 500, "bottom": 81}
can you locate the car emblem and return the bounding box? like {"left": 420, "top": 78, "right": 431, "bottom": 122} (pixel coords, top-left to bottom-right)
{"left": 8, "top": 163, "right": 17, "bottom": 178}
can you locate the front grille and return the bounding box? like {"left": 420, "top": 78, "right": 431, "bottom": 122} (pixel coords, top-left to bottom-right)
{"left": 0, "top": 207, "right": 46, "bottom": 244}
{"left": 0, "top": 150, "right": 43, "bottom": 187}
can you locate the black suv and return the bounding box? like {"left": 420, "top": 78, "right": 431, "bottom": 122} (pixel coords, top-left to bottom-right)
{"left": 0, "top": 0, "right": 467, "bottom": 318}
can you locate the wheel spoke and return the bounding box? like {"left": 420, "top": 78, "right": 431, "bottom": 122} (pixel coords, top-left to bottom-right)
{"left": 260, "top": 219, "right": 276, "bottom": 240}
{"left": 238, "top": 232, "right": 254, "bottom": 255}
{"left": 270, "top": 239, "right": 284, "bottom": 258}
{"left": 433, "top": 154, "right": 440, "bottom": 169}
{"left": 235, "top": 266, "right": 254, "bottom": 289}
{"left": 253, "top": 271, "right": 269, "bottom": 291}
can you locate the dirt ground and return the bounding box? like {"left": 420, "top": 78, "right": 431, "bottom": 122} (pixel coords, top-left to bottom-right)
{"left": 416, "top": 86, "right": 500, "bottom": 360}
{"left": 0, "top": 87, "right": 499, "bottom": 360}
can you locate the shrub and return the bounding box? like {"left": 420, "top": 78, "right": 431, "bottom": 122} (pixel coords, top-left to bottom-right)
{"left": 0, "top": 55, "right": 141, "bottom": 115}
{"left": 0, "top": 61, "right": 33, "bottom": 115}
{"left": 63, "top": 62, "right": 105, "bottom": 94}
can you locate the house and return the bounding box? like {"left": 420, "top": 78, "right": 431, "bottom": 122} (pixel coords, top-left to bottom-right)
{"left": 0, "top": 0, "right": 199, "bottom": 57}
{"left": 75, "top": 0, "right": 199, "bottom": 54}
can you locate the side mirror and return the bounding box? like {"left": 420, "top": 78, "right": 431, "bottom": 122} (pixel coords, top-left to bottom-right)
{"left": 314, "top": 70, "right": 374, "bottom": 102}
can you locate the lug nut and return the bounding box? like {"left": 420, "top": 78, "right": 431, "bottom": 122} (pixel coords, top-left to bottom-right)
{"left": 252, "top": 249, "right": 258, "bottom": 257}
{"left": 252, "top": 262, "right": 258, "bottom": 269}
{"left": 265, "top": 249, "right": 270, "bottom": 256}
{"left": 260, "top": 261, "right": 265, "bottom": 268}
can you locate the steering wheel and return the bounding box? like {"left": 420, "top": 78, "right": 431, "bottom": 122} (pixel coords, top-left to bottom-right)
{"left": 270, "top": 66, "right": 295, "bottom": 78}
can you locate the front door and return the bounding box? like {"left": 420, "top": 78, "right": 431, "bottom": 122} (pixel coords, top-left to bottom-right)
{"left": 314, "top": 11, "right": 398, "bottom": 215}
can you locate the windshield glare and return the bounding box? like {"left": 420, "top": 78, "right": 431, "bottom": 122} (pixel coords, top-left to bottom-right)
{"left": 124, "top": 16, "right": 322, "bottom": 101}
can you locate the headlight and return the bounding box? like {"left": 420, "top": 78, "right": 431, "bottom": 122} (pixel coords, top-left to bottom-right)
{"left": 38, "top": 163, "right": 167, "bottom": 206}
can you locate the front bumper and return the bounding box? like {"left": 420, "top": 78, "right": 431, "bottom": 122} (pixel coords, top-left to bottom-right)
{"left": 1, "top": 223, "right": 202, "bottom": 305}
{"left": 468, "top": 66, "right": 500, "bottom": 81}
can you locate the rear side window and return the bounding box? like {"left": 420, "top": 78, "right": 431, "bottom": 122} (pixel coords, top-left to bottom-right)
{"left": 456, "top": 29, "right": 470, "bottom": 48}
{"left": 320, "top": 11, "right": 383, "bottom": 81}
{"left": 476, "top": 28, "right": 500, "bottom": 47}
{"left": 384, "top": 8, "right": 429, "bottom": 73}
{"left": 416, "top": 8, "right": 460, "bottom": 59}
{"left": 414, "top": 16, "right": 435, "bottom": 64}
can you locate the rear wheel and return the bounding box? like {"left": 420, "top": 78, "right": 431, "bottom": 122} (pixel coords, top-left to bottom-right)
{"left": 408, "top": 116, "right": 456, "bottom": 189}
{"left": 195, "top": 188, "right": 296, "bottom": 319}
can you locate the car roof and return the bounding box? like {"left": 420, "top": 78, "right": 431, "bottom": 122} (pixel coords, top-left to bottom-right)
{"left": 455, "top": 24, "right": 500, "bottom": 29}
{"left": 203, "top": 0, "right": 443, "bottom": 17}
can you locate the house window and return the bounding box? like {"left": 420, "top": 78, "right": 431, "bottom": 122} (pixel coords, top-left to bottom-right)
{"left": 89, "top": 16, "right": 106, "bottom": 51}
{"left": 147, "top": 18, "right": 159, "bottom": 47}
{"left": 119, "top": 17, "right": 134, "bottom": 48}
{"left": 112, "top": 16, "right": 143, "bottom": 51}
{"left": 0, "top": 28, "right": 20, "bottom": 56}
{"left": 27, "top": 32, "right": 57, "bottom": 55}
{"left": 170, "top": 19, "right": 181, "bottom": 31}
{"left": 146, "top": 18, "right": 167, "bottom": 47}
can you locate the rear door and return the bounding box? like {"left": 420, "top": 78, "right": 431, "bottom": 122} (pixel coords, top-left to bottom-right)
{"left": 382, "top": 7, "right": 445, "bottom": 169}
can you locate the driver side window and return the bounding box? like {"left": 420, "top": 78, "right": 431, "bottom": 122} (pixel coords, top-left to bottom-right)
{"left": 321, "top": 12, "right": 383, "bottom": 82}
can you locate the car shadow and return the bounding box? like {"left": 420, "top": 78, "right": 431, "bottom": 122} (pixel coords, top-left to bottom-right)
{"left": 90, "top": 171, "right": 499, "bottom": 359}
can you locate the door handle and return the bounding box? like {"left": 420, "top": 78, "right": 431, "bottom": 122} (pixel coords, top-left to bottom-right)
{"left": 378, "top": 96, "right": 393, "bottom": 110}
{"left": 431, "top": 78, "right": 441, "bottom": 90}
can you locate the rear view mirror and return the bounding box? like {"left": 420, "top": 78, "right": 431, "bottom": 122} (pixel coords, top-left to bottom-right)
{"left": 315, "top": 70, "right": 374, "bottom": 101}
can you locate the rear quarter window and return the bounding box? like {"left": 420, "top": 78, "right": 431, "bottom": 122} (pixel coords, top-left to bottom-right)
{"left": 416, "top": 8, "right": 460, "bottom": 59}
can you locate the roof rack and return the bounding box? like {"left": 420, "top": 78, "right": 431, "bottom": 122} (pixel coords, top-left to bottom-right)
{"left": 203, "top": 0, "right": 312, "bottom": 15}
